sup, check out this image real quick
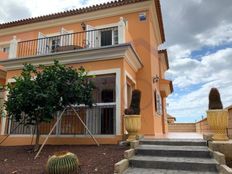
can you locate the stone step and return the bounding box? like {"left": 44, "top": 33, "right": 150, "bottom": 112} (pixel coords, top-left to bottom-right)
{"left": 129, "top": 156, "right": 218, "bottom": 172}
{"left": 136, "top": 144, "right": 211, "bottom": 158}
{"left": 124, "top": 168, "right": 219, "bottom": 174}
{"left": 140, "top": 139, "right": 206, "bottom": 146}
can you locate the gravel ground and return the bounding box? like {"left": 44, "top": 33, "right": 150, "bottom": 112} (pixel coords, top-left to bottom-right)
{"left": 0, "top": 145, "right": 127, "bottom": 174}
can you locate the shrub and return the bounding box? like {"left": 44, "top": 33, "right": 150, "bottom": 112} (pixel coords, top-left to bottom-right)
{"left": 208, "top": 87, "right": 223, "bottom": 110}
{"left": 125, "top": 89, "right": 141, "bottom": 115}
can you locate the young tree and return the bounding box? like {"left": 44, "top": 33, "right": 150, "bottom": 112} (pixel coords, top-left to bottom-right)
{"left": 5, "top": 61, "right": 94, "bottom": 151}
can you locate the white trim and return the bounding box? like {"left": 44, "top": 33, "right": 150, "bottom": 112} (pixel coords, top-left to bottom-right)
{"left": 124, "top": 47, "right": 143, "bottom": 72}
{"left": 125, "top": 71, "right": 136, "bottom": 84}
{"left": 0, "top": 44, "right": 142, "bottom": 71}
{"left": 124, "top": 72, "right": 127, "bottom": 109}
{"left": 1, "top": 89, "right": 8, "bottom": 135}
{"left": 46, "top": 32, "right": 61, "bottom": 37}
{"left": 0, "top": 113, "right": 6, "bottom": 135}
{"left": 89, "top": 68, "right": 121, "bottom": 135}
{"left": 45, "top": 30, "right": 74, "bottom": 37}
{"left": 95, "top": 21, "right": 120, "bottom": 47}
{"left": 95, "top": 23, "right": 118, "bottom": 29}
{"left": 1, "top": 79, "right": 11, "bottom": 135}
{"left": 4, "top": 68, "right": 122, "bottom": 136}
{"left": 7, "top": 78, "right": 16, "bottom": 83}
{"left": 118, "top": 17, "right": 126, "bottom": 44}
{"left": 124, "top": 71, "right": 136, "bottom": 109}
{"left": 9, "top": 36, "right": 18, "bottom": 59}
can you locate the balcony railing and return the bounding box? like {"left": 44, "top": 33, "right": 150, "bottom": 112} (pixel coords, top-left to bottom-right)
{"left": 8, "top": 104, "right": 116, "bottom": 135}
{"left": 17, "top": 27, "right": 119, "bottom": 58}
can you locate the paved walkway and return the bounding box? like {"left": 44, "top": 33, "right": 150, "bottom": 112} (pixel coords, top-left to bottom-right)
{"left": 145, "top": 132, "right": 203, "bottom": 139}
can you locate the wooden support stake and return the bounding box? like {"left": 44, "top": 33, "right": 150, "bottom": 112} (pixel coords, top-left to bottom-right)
{"left": 34, "top": 107, "right": 67, "bottom": 159}
{"left": 0, "top": 117, "right": 26, "bottom": 145}
{"left": 70, "top": 105, "right": 100, "bottom": 146}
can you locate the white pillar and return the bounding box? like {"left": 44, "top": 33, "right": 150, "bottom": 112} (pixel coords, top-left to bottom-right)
{"left": 118, "top": 17, "right": 126, "bottom": 44}
{"left": 0, "top": 90, "right": 6, "bottom": 135}
{"left": 9, "top": 36, "right": 18, "bottom": 59}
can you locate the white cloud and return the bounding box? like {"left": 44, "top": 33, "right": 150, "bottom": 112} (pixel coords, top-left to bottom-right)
{"left": 160, "top": 0, "right": 232, "bottom": 122}
{"left": 167, "top": 48, "right": 232, "bottom": 120}
{"left": 0, "top": 0, "right": 31, "bottom": 23}
{"left": 196, "top": 23, "right": 232, "bottom": 46}
{"left": 0, "top": 0, "right": 112, "bottom": 23}
{"left": 167, "top": 47, "right": 232, "bottom": 88}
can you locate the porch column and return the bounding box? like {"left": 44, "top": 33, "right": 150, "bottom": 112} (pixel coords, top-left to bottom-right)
{"left": 115, "top": 69, "right": 121, "bottom": 135}
{"left": 9, "top": 36, "right": 18, "bottom": 59}
{"left": 0, "top": 70, "right": 6, "bottom": 135}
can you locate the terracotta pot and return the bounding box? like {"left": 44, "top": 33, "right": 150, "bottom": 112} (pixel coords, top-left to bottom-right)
{"left": 207, "top": 110, "right": 229, "bottom": 141}
{"left": 124, "top": 115, "right": 141, "bottom": 141}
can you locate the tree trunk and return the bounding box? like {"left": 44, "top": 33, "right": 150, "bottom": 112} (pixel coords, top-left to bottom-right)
{"left": 34, "top": 123, "right": 40, "bottom": 152}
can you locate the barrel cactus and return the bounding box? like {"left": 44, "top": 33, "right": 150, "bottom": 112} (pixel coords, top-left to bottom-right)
{"left": 46, "top": 151, "right": 80, "bottom": 174}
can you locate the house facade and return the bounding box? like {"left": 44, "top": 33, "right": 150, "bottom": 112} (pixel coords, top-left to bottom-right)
{"left": 0, "top": 0, "right": 173, "bottom": 146}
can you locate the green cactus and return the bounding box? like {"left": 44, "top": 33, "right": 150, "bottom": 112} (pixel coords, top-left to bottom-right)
{"left": 46, "top": 151, "right": 80, "bottom": 174}
{"left": 208, "top": 88, "right": 223, "bottom": 110}
{"left": 125, "top": 89, "right": 141, "bottom": 115}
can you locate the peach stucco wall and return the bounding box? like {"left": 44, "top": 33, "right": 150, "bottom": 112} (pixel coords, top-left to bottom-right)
{"left": 0, "top": 6, "right": 169, "bottom": 143}
{"left": 0, "top": 135, "right": 123, "bottom": 146}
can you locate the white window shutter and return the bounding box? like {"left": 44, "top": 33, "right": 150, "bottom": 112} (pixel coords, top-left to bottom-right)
{"left": 86, "top": 25, "right": 99, "bottom": 48}
{"left": 37, "top": 32, "right": 48, "bottom": 55}
{"left": 60, "top": 27, "right": 73, "bottom": 46}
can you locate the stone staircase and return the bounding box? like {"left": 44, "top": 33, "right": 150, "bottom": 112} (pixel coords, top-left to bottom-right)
{"left": 124, "top": 139, "right": 219, "bottom": 174}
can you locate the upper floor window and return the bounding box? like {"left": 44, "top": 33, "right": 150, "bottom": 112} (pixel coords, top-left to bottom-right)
{"left": 100, "top": 27, "right": 118, "bottom": 46}
{"left": 86, "top": 25, "right": 119, "bottom": 48}
{"left": 0, "top": 46, "right": 10, "bottom": 53}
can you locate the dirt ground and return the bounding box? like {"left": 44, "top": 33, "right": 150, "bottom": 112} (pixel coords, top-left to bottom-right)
{"left": 0, "top": 145, "right": 127, "bottom": 174}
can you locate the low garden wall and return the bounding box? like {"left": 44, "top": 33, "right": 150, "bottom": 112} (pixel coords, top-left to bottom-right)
{"left": 195, "top": 106, "right": 232, "bottom": 138}
{"left": 168, "top": 123, "right": 196, "bottom": 132}
{"left": 196, "top": 118, "right": 212, "bottom": 134}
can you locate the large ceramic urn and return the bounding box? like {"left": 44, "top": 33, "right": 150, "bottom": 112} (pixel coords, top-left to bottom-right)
{"left": 207, "top": 109, "right": 229, "bottom": 141}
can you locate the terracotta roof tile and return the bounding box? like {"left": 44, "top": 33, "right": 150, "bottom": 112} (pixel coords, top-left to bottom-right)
{"left": 0, "top": 0, "right": 165, "bottom": 42}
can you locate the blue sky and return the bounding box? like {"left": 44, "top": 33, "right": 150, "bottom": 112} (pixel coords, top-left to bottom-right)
{"left": 161, "top": 0, "right": 232, "bottom": 122}
{"left": 0, "top": 0, "right": 232, "bottom": 123}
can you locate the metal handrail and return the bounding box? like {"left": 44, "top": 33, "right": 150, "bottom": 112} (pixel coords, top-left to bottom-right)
{"left": 17, "top": 26, "right": 119, "bottom": 58}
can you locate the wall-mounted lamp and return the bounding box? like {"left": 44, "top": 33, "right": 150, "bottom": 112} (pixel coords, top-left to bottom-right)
{"left": 153, "top": 75, "right": 160, "bottom": 83}
{"left": 81, "top": 22, "right": 86, "bottom": 31}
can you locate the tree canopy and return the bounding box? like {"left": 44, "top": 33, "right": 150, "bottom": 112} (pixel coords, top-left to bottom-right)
{"left": 5, "top": 60, "right": 94, "bottom": 149}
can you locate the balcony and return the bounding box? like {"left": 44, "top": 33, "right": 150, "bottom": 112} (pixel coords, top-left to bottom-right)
{"left": 17, "top": 26, "right": 120, "bottom": 58}
{"left": 0, "top": 18, "right": 142, "bottom": 72}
